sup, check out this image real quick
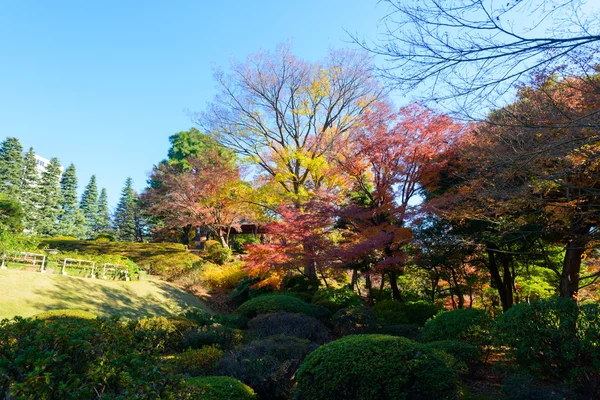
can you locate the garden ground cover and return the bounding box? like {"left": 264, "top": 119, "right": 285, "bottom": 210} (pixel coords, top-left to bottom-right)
{"left": 0, "top": 268, "right": 210, "bottom": 319}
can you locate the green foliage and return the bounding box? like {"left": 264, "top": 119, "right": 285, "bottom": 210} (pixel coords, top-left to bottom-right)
{"left": 114, "top": 177, "right": 140, "bottom": 242}
{"left": 228, "top": 276, "right": 274, "bottom": 306}
{"left": 278, "top": 291, "right": 313, "bottom": 302}
{"left": 95, "top": 232, "right": 116, "bottom": 242}
{"left": 127, "top": 316, "right": 197, "bottom": 354}
{"left": 0, "top": 316, "right": 178, "bottom": 399}
{"left": 80, "top": 175, "right": 99, "bottom": 234}
{"left": 204, "top": 240, "right": 232, "bottom": 265}
{"left": 311, "top": 287, "right": 362, "bottom": 312}
{"left": 183, "top": 376, "right": 256, "bottom": 400}
{"left": 0, "top": 194, "right": 23, "bottom": 233}
{"left": 422, "top": 307, "right": 493, "bottom": 348}
{"left": 181, "top": 325, "right": 245, "bottom": 351}
{"left": 57, "top": 163, "right": 88, "bottom": 239}
{"left": 33, "top": 309, "right": 97, "bottom": 321}
{"left": 0, "top": 137, "right": 23, "bottom": 200}
{"left": 247, "top": 312, "right": 331, "bottom": 344}
{"left": 373, "top": 300, "right": 440, "bottom": 326}
{"left": 283, "top": 274, "right": 320, "bottom": 292}
{"left": 424, "top": 340, "right": 482, "bottom": 375}
{"left": 377, "top": 324, "right": 422, "bottom": 340}
{"left": 232, "top": 234, "right": 260, "bottom": 253}
{"left": 36, "top": 157, "right": 62, "bottom": 237}
{"left": 495, "top": 297, "right": 600, "bottom": 392}
{"left": 199, "top": 260, "right": 246, "bottom": 289}
{"left": 218, "top": 335, "right": 316, "bottom": 400}
{"left": 0, "top": 232, "right": 42, "bottom": 251}
{"left": 183, "top": 309, "right": 249, "bottom": 330}
{"left": 331, "top": 306, "right": 377, "bottom": 336}
{"left": 19, "top": 148, "right": 40, "bottom": 232}
{"left": 502, "top": 375, "right": 565, "bottom": 400}
{"left": 295, "top": 334, "right": 460, "bottom": 400}
{"left": 96, "top": 188, "right": 112, "bottom": 233}
{"left": 236, "top": 294, "right": 331, "bottom": 320}
{"left": 169, "top": 345, "right": 224, "bottom": 376}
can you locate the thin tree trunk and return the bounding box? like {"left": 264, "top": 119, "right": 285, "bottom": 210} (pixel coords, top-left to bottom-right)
{"left": 388, "top": 270, "right": 403, "bottom": 301}
{"left": 560, "top": 240, "right": 586, "bottom": 300}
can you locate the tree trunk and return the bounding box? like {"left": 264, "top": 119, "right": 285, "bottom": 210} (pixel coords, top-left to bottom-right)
{"left": 365, "top": 274, "right": 374, "bottom": 306}
{"left": 560, "top": 240, "right": 586, "bottom": 300}
{"left": 486, "top": 244, "right": 513, "bottom": 311}
{"left": 182, "top": 224, "right": 192, "bottom": 245}
{"left": 388, "top": 270, "right": 403, "bottom": 301}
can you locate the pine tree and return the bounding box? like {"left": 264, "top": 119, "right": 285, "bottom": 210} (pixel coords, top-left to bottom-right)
{"left": 20, "top": 148, "right": 41, "bottom": 232}
{"left": 0, "top": 137, "right": 24, "bottom": 200}
{"left": 80, "top": 175, "right": 99, "bottom": 235}
{"left": 37, "top": 157, "right": 62, "bottom": 236}
{"left": 96, "top": 188, "right": 112, "bottom": 233}
{"left": 57, "top": 163, "right": 87, "bottom": 238}
{"left": 113, "top": 178, "right": 137, "bottom": 241}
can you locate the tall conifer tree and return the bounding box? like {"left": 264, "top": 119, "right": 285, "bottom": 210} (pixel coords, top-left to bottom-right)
{"left": 113, "top": 178, "right": 137, "bottom": 241}
{"left": 37, "top": 158, "right": 62, "bottom": 236}
{"left": 0, "top": 137, "right": 24, "bottom": 200}
{"left": 20, "top": 148, "right": 40, "bottom": 232}
{"left": 57, "top": 163, "right": 87, "bottom": 238}
{"left": 96, "top": 188, "right": 112, "bottom": 233}
{"left": 80, "top": 175, "right": 99, "bottom": 234}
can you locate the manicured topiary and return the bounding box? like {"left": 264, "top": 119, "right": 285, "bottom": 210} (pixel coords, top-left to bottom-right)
{"left": 373, "top": 300, "right": 440, "bottom": 326}
{"left": 185, "top": 376, "right": 256, "bottom": 400}
{"left": 295, "top": 334, "right": 460, "bottom": 400}
{"left": 330, "top": 306, "right": 377, "bottom": 336}
{"left": 378, "top": 324, "right": 422, "bottom": 340}
{"left": 128, "top": 316, "right": 189, "bottom": 353}
{"left": 236, "top": 294, "right": 330, "bottom": 320}
{"left": 311, "top": 287, "right": 362, "bottom": 312}
{"left": 247, "top": 312, "right": 331, "bottom": 344}
{"left": 424, "top": 340, "right": 482, "bottom": 375}
{"left": 33, "top": 309, "right": 97, "bottom": 321}
{"left": 422, "top": 307, "right": 493, "bottom": 348}
{"left": 181, "top": 325, "right": 245, "bottom": 351}
{"left": 169, "top": 345, "right": 224, "bottom": 376}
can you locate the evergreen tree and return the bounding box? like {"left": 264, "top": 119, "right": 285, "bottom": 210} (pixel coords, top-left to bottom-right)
{"left": 0, "top": 137, "right": 24, "bottom": 200}
{"left": 80, "top": 175, "right": 99, "bottom": 235}
{"left": 37, "top": 158, "right": 62, "bottom": 236}
{"left": 57, "top": 163, "right": 87, "bottom": 238}
{"left": 96, "top": 188, "right": 112, "bottom": 233}
{"left": 20, "top": 148, "right": 41, "bottom": 232}
{"left": 113, "top": 178, "right": 137, "bottom": 241}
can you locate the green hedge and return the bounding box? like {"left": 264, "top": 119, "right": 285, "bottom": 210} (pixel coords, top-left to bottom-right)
{"left": 295, "top": 334, "right": 460, "bottom": 400}
{"left": 422, "top": 307, "right": 493, "bottom": 348}
{"left": 184, "top": 376, "right": 256, "bottom": 400}
{"left": 33, "top": 309, "right": 97, "bottom": 321}
{"left": 236, "top": 295, "right": 331, "bottom": 320}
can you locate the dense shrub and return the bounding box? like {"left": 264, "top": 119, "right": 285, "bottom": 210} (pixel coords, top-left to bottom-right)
{"left": 279, "top": 291, "right": 313, "bottom": 302}
{"left": 424, "top": 340, "right": 482, "bottom": 375}
{"left": 495, "top": 297, "right": 600, "bottom": 394}
{"left": 183, "top": 309, "right": 249, "bottom": 330}
{"left": 422, "top": 307, "right": 493, "bottom": 348}
{"left": 181, "top": 325, "right": 245, "bottom": 351}
{"left": 128, "top": 316, "right": 195, "bottom": 353}
{"left": 204, "top": 240, "right": 232, "bottom": 265}
{"left": 311, "top": 287, "right": 362, "bottom": 312}
{"left": 232, "top": 234, "right": 260, "bottom": 253}
{"left": 247, "top": 312, "right": 331, "bottom": 344}
{"left": 295, "top": 334, "right": 460, "bottom": 400}
{"left": 330, "top": 306, "right": 377, "bottom": 336}
{"left": 94, "top": 232, "right": 116, "bottom": 242}
{"left": 218, "top": 335, "right": 316, "bottom": 400}
{"left": 377, "top": 324, "right": 421, "bottom": 340}
{"left": 282, "top": 275, "right": 320, "bottom": 292}
{"left": 502, "top": 375, "right": 564, "bottom": 400}
{"left": 373, "top": 300, "right": 439, "bottom": 326}
{"left": 184, "top": 376, "right": 257, "bottom": 400}
{"left": 169, "top": 345, "right": 224, "bottom": 376}
{"left": 236, "top": 294, "right": 331, "bottom": 320}
{"left": 199, "top": 261, "right": 246, "bottom": 289}
{"left": 0, "top": 316, "right": 178, "bottom": 399}
{"left": 228, "top": 276, "right": 274, "bottom": 306}
{"left": 33, "top": 309, "right": 97, "bottom": 321}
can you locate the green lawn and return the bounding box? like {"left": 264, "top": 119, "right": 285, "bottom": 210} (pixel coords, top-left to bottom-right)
{"left": 0, "top": 267, "right": 210, "bottom": 319}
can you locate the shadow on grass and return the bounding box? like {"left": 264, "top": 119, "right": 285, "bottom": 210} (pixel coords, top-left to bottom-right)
{"left": 27, "top": 276, "right": 208, "bottom": 319}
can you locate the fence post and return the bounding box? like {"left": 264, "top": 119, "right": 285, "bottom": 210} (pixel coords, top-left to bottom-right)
{"left": 62, "top": 259, "right": 67, "bottom": 275}
{"left": 91, "top": 262, "right": 96, "bottom": 279}
{"left": 40, "top": 255, "right": 46, "bottom": 273}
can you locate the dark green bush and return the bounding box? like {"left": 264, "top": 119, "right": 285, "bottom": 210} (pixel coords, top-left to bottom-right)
{"left": 502, "top": 375, "right": 564, "bottom": 400}
{"left": 282, "top": 275, "right": 320, "bottom": 292}
{"left": 331, "top": 306, "right": 377, "bottom": 336}
{"left": 203, "top": 240, "right": 232, "bottom": 265}
{"left": 169, "top": 345, "right": 224, "bottom": 376}
{"left": 495, "top": 297, "right": 600, "bottom": 394}
{"left": 33, "top": 309, "right": 97, "bottom": 321}
{"left": 0, "top": 316, "right": 177, "bottom": 399}
{"left": 181, "top": 325, "right": 245, "bottom": 351}
{"left": 377, "top": 324, "right": 421, "bottom": 340}
{"left": 424, "top": 340, "right": 481, "bottom": 375}
{"left": 218, "top": 335, "right": 316, "bottom": 400}
{"left": 247, "top": 312, "right": 331, "bottom": 344}
{"left": 373, "top": 300, "right": 439, "bottom": 326}
{"left": 228, "top": 276, "right": 274, "bottom": 306}
{"left": 295, "top": 334, "right": 460, "bottom": 400}
{"left": 94, "top": 232, "right": 116, "bottom": 242}
{"left": 280, "top": 291, "right": 313, "bottom": 302}
{"left": 236, "top": 294, "right": 331, "bottom": 320}
{"left": 184, "top": 376, "right": 256, "bottom": 400}
{"left": 422, "top": 307, "right": 493, "bottom": 348}
{"left": 311, "top": 287, "right": 362, "bottom": 312}
{"left": 127, "top": 316, "right": 197, "bottom": 354}
{"left": 232, "top": 234, "right": 260, "bottom": 254}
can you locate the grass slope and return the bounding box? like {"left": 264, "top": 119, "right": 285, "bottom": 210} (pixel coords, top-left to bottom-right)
{"left": 0, "top": 268, "right": 209, "bottom": 320}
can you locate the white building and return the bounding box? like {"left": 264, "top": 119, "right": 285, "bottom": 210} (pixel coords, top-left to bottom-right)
{"left": 33, "top": 154, "right": 64, "bottom": 175}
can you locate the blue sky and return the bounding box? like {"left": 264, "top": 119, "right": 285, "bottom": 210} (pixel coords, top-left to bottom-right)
{"left": 0, "top": 0, "right": 386, "bottom": 208}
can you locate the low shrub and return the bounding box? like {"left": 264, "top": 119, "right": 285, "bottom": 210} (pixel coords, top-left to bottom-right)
{"left": 377, "top": 324, "right": 421, "bottom": 340}
{"left": 236, "top": 294, "right": 331, "bottom": 320}
{"left": 218, "top": 335, "right": 317, "bottom": 400}
{"left": 311, "top": 287, "right": 362, "bottom": 312}
{"left": 94, "top": 232, "right": 116, "bottom": 242}
{"left": 331, "top": 306, "right": 377, "bottom": 336}
{"left": 295, "top": 334, "right": 460, "bottom": 400}
{"left": 128, "top": 316, "right": 194, "bottom": 353}
{"left": 199, "top": 261, "right": 246, "bottom": 289}
{"left": 247, "top": 312, "right": 331, "bottom": 344}
{"left": 282, "top": 275, "right": 320, "bottom": 292}
{"left": 228, "top": 276, "right": 274, "bottom": 306}
{"left": 495, "top": 297, "right": 600, "bottom": 394}
{"left": 182, "top": 309, "right": 249, "bottom": 330}
{"left": 424, "top": 340, "right": 482, "bottom": 375}
{"left": 502, "top": 375, "right": 564, "bottom": 400}
{"left": 373, "top": 300, "right": 439, "bottom": 326}
{"left": 169, "top": 345, "right": 224, "bottom": 376}
{"left": 204, "top": 240, "right": 232, "bottom": 265}
{"left": 184, "top": 376, "right": 257, "bottom": 400}
{"left": 33, "top": 309, "right": 97, "bottom": 321}
{"left": 232, "top": 234, "right": 260, "bottom": 254}
{"left": 181, "top": 325, "right": 245, "bottom": 351}
{"left": 422, "top": 307, "right": 493, "bottom": 348}
{"left": 279, "top": 291, "right": 313, "bottom": 302}
{"left": 51, "top": 235, "right": 78, "bottom": 241}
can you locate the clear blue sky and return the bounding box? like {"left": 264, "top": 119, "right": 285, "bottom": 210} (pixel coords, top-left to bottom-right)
{"left": 0, "top": 0, "right": 386, "bottom": 208}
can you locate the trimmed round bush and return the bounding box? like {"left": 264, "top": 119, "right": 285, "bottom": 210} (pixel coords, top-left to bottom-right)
{"left": 331, "top": 306, "right": 377, "bottom": 336}
{"left": 422, "top": 307, "right": 493, "bottom": 347}
{"left": 373, "top": 300, "right": 440, "bottom": 326}
{"left": 33, "top": 309, "right": 97, "bottom": 321}
{"left": 203, "top": 240, "right": 232, "bottom": 265}
{"left": 218, "top": 335, "right": 316, "bottom": 400}
{"left": 311, "top": 287, "right": 362, "bottom": 312}
{"left": 94, "top": 232, "right": 115, "bottom": 242}
{"left": 236, "top": 294, "right": 331, "bottom": 320}
{"left": 247, "top": 312, "right": 331, "bottom": 344}
{"left": 181, "top": 325, "right": 245, "bottom": 351}
{"left": 169, "top": 345, "right": 224, "bottom": 376}
{"left": 295, "top": 334, "right": 460, "bottom": 400}
{"left": 424, "top": 340, "right": 481, "bottom": 375}
{"left": 185, "top": 376, "right": 256, "bottom": 400}
{"left": 378, "top": 324, "right": 421, "bottom": 340}
{"left": 128, "top": 316, "right": 194, "bottom": 353}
